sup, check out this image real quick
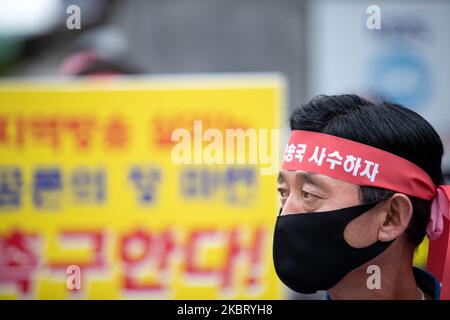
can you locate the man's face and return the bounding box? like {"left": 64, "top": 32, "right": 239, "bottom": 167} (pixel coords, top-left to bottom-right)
{"left": 277, "top": 169, "right": 384, "bottom": 249}
{"left": 277, "top": 169, "right": 361, "bottom": 215}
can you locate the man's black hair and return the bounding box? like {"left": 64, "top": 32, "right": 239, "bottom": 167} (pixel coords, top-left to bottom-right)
{"left": 289, "top": 94, "right": 444, "bottom": 246}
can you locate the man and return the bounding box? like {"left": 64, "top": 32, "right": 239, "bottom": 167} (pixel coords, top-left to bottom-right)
{"left": 273, "top": 94, "right": 450, "bottom": 300}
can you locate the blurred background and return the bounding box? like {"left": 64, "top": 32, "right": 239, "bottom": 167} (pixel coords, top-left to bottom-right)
{"left": 0, "top": 0, "right": 449, "bottom": 299}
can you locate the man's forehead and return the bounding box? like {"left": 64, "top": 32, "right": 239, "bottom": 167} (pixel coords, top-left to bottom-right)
{"left": 279, "top": 169, "right": 322, "bottom": 180}
{"left": 278, "top": 169, "right": 347, "bottom": 186}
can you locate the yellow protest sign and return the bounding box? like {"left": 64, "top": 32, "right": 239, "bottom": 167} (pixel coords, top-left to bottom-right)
{"left": 0, "top": 75, "right": 285, "bottom": 299}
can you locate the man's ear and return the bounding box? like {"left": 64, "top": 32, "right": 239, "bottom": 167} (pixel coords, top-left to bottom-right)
{"left": 378, "top": 193, "right": 413, "bottom": 242}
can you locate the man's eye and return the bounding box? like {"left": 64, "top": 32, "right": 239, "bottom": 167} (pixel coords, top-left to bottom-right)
{"left": 302, "top": 191, "right": 317, "bottom": 200}
{"left": 279, "top": 189, "right": 288, "bottom": 198}
{"left": 278, "top": 189, "right": 288, "bottom": 207}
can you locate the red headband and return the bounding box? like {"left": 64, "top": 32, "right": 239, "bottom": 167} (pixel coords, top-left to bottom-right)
{"left": 282, "top": 130, "right": 450, "bottom": 299}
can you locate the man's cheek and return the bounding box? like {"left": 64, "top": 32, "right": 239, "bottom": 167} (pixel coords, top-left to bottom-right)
{"left": 344, "top": 212, "right": 379, "bottom": 248}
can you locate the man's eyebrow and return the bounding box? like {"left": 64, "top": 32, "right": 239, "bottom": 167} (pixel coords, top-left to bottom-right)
{"left": 299, "top": 172, "right": 326, "bottom": 188}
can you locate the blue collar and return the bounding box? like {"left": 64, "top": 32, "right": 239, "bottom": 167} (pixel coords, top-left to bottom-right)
{"left": 325, "top": 267, "right": 441, "bottom": 300}
{"left": 413, "top": 266, "right": 441, "bottom": 300}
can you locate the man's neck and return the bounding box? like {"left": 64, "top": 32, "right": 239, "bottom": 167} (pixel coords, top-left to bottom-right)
{"left": 328, "top": 240, "right": 423, "bottom": 300}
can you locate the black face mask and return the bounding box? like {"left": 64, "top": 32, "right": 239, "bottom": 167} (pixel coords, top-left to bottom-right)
{"left": 273, "top": 202, "right": 394, "bottom": 294}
